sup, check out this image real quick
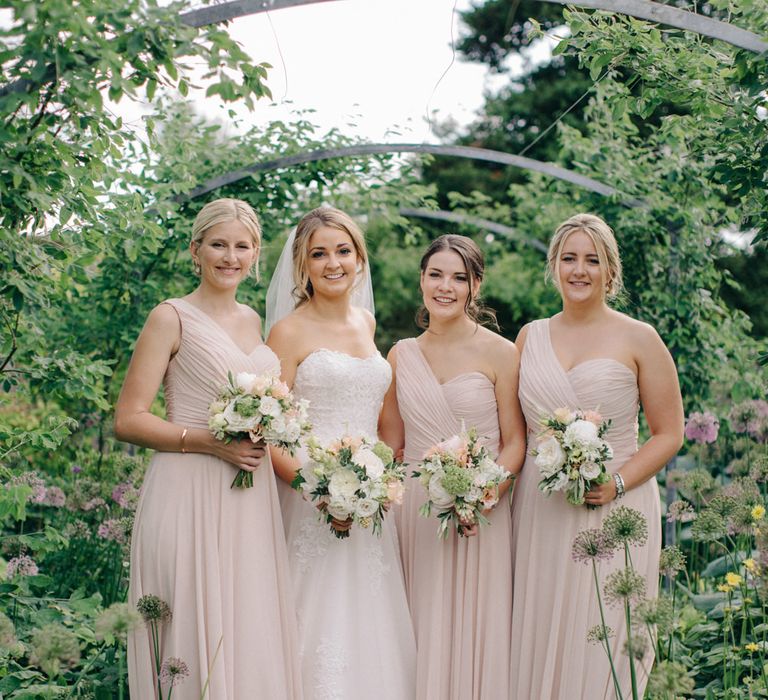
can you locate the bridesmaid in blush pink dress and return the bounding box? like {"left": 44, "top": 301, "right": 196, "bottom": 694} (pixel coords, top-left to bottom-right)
{"left": 116, "top": 199, "right": 302, "bottom": 699}
{"left": 509, "top": 214, "right": 684, "bottom": 699}
{"left": 380, "top": 235, "right": 526, "bottom": 700}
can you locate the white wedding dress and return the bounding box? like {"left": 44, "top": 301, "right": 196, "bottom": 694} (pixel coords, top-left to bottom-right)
{"left": 278, "top": 348, "right": 416, "bottom": 700}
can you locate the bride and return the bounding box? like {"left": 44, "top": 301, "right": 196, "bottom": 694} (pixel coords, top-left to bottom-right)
{"left": 266, "top": 207, "right": 416, "bottom": 700}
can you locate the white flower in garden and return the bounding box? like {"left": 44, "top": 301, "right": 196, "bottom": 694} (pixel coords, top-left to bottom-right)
{"left": 351, "top": 446, "right": 385, "bottom": 479}
{"left": 581, "top": 461, "right": 602, "bottom": 480}
{"left": 428, "top": 473, "right": 455, "bottom": 509}
{"left": 235, "top": 372, "right": 258, "bottom": 393}
{"left": 258, "top": 396, "right": 282, "bottom": 418}
{"left": 328, "top": 469, "right": 360, "bottom": 500}
{"left": 563, "top": 419, "right": 600, "bottom": 449}
{"left": 535, "top": 436, "right": 566, "bottom": 476}
{"left": 356, "top": 499, "right": 379, "bottom": 518}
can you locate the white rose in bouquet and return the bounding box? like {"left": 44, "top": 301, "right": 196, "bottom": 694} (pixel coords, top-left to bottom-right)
{"left": 580, "top": 461, "right": 602, "bottom": 480}
{"left": 258, "top": 396, "right": 282, "bottom": 418}
{"left": 535, "top": 436, "right": 566, "bottom": 477}
{"left": 563, "top": 419, "right": 600, "bottom": 449}
{"left": 428, "top": 472, "right": 455, "bottom": 509}
{"left": 282, "top": 419, "right": 302, "bottom": 444}
{"left": 356, "top": 498, "right": 379, "bottom": 518}
{"left": 222, "top": 402, "right": 257, "bottom": 432}
{"left": 351, "top": 446, "right": 385, "bottom": 479}
{"left": 327, "top": 497, "right": 354, "bottom": 521}
{"left": 328, "top": 469, "right": 360, "bottom": 501}
{"left": 235, "top": 372, "right": 258, "bottom": 393}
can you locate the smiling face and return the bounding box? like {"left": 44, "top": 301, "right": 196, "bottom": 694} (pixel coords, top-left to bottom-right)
{"left": 305, "top": 225, "right": 359, "bottom": 299}
{"left": 191, "top": 220, "right": 259, "bottom": 290}
{"left": 556, "top": 230, "right": 606, "bottom": 305}
{"left": 420, "top": 248, "right": 479, "bottom": 322}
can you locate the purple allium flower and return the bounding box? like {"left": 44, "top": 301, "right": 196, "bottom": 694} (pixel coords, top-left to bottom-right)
{"left": 9, "top": 472, "right": 47, "bottom": 503}
{"left": 666, "top": 500, "right": 696, "bottom": 523}
{"left": 6, "top": 554, "right": 39, "bottom": 578}
{"left": 571, "top": 528, "right": 617, "bottom": 564}
{"left": 43, "top": 486, "right": 66, "bottom": 508}
{"left": 684, "top": 411, "right": 719, "bottom": 444}
{"left": 111, "top": 482, "right": 139, "bottom": 511}
{"left": 160, "top": 657, "right": 190, "bottom": 687}
{"left": 730, "top": 400, "right": 768, "bottom": 438}
{"left": 71, "top": 465, "right": 82, "bottom": 475}
{"left": 97, "top": 517, "right": 133, "bottom": 545}
{"left": 82, "top": 497, "right": 106, "bottom": 512}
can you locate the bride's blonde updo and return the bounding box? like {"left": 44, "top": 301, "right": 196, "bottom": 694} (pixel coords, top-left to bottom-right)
{"left": 546, "top": 213, "right": 623, "bottom": 300}
{"left": 291, "top": 207, "right": 369, "bottom": 307}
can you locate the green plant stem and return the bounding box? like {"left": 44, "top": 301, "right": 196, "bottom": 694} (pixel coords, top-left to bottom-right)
{"left": 592, "top": 560, "right": 624, "bottom": 700}
{"left": 119, "top": 648, "right": 125, "bottom": 700}
{"left": 200, "top": 634, "right": 224, "bottom": 700}
{"left": 624, "top": 601, "right": 639, "bottom": 700}
{"left": 66, "top": 642, "right": 106, "bottom": 699}
{"left": 150, "top": 620, "right": 163, "bottom": 699}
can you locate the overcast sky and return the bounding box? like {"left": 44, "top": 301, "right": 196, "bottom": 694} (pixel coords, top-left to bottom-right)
{"left": 116, "top": 0, "right": 556, "bottom": 143}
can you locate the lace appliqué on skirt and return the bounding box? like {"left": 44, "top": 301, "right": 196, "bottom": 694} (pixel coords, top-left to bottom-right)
{"left": 313, "top": 638, "right": 350, "bottom": 700}
{"left": 294, "top": 515, "right": 336, "bottom": 574}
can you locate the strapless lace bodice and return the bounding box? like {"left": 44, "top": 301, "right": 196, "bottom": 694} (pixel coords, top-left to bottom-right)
{"left": 293, "top": 349, "right": 392, "bottom": 443}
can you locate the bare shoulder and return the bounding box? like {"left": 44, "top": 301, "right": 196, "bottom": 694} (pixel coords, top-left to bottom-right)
{"left": 611, "top": 311, "right": 664, "bottom": 350}
{"left": 266, "top": 312, "right": 304, "bottom": 346}
{"left": 238, "top": 302, "right": 262, "bottom": 333}
{"left": 478, "top": 326, "right": 519, "bottom": 365}
{"left": 356, "top": 306, "right": 376, "bottom": 334}
{"left": 145, "top": 302, "right": 182, "bottom": 333}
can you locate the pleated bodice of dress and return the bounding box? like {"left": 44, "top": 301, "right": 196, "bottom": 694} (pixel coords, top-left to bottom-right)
{"left": 518, "top": 317, "right": 640, "bottom": 470}
{"left": 163, "top": 297, "right": 280, "bottom": 430}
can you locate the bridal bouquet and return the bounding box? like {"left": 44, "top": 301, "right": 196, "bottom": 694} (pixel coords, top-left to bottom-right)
{"left": 292, "top": 435, "right": 406, "bottom": 540}
{"left": 209, "top": 371, "right": 311, "bottom": 489}
{"left": 533, "top": 408, "right": 613, "bottom": 506}
{"left": 413, "top": 427, "right": 511, "bottom": 538}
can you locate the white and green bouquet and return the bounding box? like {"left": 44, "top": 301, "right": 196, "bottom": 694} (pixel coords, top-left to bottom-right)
{"left": 413, "top": 427, "right": 510, "bottom": 538}
{"left": 209, "top": 371, "right": 311, "bottom": 489}
{"left": 292, "top": 435, "right": 406, "bottom": 540}
{"left": 533, "top": 407, "right": 613, "bottom": 506}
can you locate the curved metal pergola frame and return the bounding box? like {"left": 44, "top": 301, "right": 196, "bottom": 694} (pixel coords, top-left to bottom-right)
{"left": 398, "top": 207, "right": 548, "bottom": 254}
{"left": 176, "top": 142, "right": 645, "bottom": 208}
{"left": 178, "top": 0, "right": 766, "bottom": 53}
{"left": 540, "top": 0, "right": 766, "bottom": 54}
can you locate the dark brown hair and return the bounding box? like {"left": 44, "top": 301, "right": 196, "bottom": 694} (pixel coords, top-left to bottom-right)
{"left": 416, "top": 234, "right": 498, "bottom": 330}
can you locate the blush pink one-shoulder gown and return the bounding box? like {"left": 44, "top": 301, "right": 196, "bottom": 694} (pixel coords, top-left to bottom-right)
{"left": 127, "top": 298, "right": 302, "bottom": 699}
{"left": 395, "top": 338, "right": 513, "bottom": 700}
{"left": 510, "top": 318, "right": 660, "bottom": 699}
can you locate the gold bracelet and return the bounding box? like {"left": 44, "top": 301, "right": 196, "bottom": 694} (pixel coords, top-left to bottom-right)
{"left": 180, "top": 427, "right": 188, "bottom": 454}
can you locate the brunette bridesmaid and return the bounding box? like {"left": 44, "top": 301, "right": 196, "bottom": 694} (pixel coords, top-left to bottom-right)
{"left": 380, "top": 234, "right": 526, "bottom": 700}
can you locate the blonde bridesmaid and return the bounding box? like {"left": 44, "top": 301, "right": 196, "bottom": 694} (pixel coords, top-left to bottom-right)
{"left": 116, "top": 199, "right": 302, "bottom": 699}
{"left": 380, "top": 234, "right": 526, "bottom": 700}
{"left": 509, "top": 213, "right": 684, "bottom": 699}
